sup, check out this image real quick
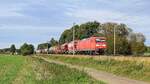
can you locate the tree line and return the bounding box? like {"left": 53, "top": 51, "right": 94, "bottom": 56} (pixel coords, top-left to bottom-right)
{"left": 59, "top": 21, "right": 147, "bottom": 55}
{"left": 37, "top": 38, "right": 58, "bottom": 50}
{"left": 0, "top": 43, "right": 34, "bottom": 56}
{"left": 0, "top": 21, "right": 148, "bottom": 56}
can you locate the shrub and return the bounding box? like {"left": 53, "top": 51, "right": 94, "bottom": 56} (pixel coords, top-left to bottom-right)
{"left": 20, "top": 43, "right": 34, "bottom": 56}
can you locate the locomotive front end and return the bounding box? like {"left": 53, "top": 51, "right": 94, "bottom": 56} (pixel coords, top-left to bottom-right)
{"left": 95, "top": 37, "right": 107, "bottom": 54}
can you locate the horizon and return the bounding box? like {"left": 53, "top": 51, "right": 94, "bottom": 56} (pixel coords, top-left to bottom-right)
{"left": 0, "top": 0, "right": 150, "bottom": 49}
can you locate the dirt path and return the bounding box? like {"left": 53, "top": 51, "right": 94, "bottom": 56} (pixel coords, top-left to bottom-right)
{"left": 37, "top": 56, "right": 149, "bottom": 84}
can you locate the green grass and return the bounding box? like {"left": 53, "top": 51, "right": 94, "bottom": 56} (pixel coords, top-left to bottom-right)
{"left": 0, "top": 55, "right": 25, "bottom": 84}
{"left": 0, "top": 54, "right": 105, "bottom": 84}
{"left": 45, "top": 55, "right": 150, "bottom": 83}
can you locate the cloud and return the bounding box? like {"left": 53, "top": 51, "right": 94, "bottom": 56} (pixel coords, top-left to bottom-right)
{"left": 0, "top": 0, "right": 78, "bottom": 27}
{"left": 66, "top": 8, "right": 150, "bottom": 24}
{"left": 0, "top": 0, "right": 150, "bottom": 48}
{"left": 0, "top": 0, "right": 78, "bottom": 48}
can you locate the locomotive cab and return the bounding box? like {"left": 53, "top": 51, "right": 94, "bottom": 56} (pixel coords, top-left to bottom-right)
{"left": 95, "top": 38, "right": 107, "bottom": 48}
{"left": 95, "top": 37, "right": 107, "bottom": 54}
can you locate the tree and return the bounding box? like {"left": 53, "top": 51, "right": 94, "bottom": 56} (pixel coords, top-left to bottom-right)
{"left": 16, "top": 49, "right": 21, "bottom": 55}
{"left": 20, "top": 43, "right": 34, "bottom": 56}
{"left": 10, "top": 44, "right": 16, "bottom": 55}
{"left": 28, "top": 44, "right": 34, "bottom": 55}
{"left": 37, "top": 43, "right": 51, "bottom": 50}
{"left": 100, "top": 23, "right": 132, "bottom": 55}
{"left": 129, "top": 33, "right": 147, "bottom": 55}
{"left": 38, "top": 43, "right": 48, "bottom": 50}
{"left": 59, "top": 29, "right": 72, "bottom": 44}
{"left": 130, "top": 41, "right": 146, "bottom": 55}
{"left": 59, "top": 21, "right": 100, "bottom": 44}
{"left": 146, "top": 46, "right": 150, "bottom": 53}
{"left": 50, "top": 38, "right": 58, "bottom": 46}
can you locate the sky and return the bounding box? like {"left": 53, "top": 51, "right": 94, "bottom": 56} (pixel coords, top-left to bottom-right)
{"left": 0, "top": 0, "right": 150, "bottom": 48}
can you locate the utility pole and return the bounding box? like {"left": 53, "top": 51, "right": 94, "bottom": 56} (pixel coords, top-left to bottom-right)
{"left": 114, "top": 25, "right": 116, "bottom": 56}
{"left": 47, "top": 41, "right": 50, "bottom": 54}
{"left": 73, "top": 23, "right": 75, "bottom": 56}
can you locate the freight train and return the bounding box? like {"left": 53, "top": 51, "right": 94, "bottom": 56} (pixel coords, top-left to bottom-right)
{"left": 48, "top": 36, "right": 107, "bottom": 55}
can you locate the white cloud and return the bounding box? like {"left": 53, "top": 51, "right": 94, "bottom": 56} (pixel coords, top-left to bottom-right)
{"left": 0, "top": 0, "right": 51, "bottom": 17}
{"left": 66, "top": 8, "right": 150, "bottom": 24}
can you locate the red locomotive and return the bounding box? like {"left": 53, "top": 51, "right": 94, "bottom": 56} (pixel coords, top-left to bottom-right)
{"left": 76, "top": 37, "right": 107, "bottom": 54}
{"left": 48, "top": 36, "right": 107, "bottom": 55}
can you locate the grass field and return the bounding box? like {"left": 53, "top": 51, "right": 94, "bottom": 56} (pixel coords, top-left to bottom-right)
{"left": 44, "top": 55, "right": 150, "bottom": 83}
{"left": 0, "top": 55, "right": 105, "bottom": 84}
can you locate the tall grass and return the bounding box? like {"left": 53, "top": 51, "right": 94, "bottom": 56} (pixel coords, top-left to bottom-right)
{"left": 46, "top": 55, "right": 150, "bottom": 82}
{"left": 0, "top": 55, "right": 105, "bottom": 84}
{"left": 31, "top": 58, "right": 104, "bottom": 84}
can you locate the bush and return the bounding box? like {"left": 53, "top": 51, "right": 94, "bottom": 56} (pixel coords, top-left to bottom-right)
{"left": 20, "top": 43, "right": 34, "bottom": 56}
{"left": 10, "top": 44, "right": 16, "bottom": 55}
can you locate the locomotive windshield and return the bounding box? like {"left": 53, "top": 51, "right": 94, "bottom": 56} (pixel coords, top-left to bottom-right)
{"left": 96, "top": 38, "right": 106, "bottom": 42}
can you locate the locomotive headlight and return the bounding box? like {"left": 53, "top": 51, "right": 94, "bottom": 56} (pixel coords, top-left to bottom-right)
{"left": 102, "top": 44, "right": 106, "bottom": 47}
{"left": 96, "top": 44, "right": 100, "bottom": 46}
{"left": 96, "top": 44, "right": 106, "bottom": 47}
